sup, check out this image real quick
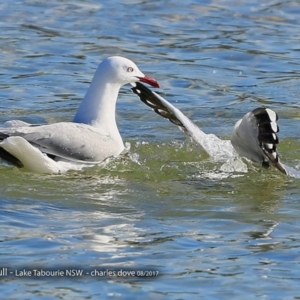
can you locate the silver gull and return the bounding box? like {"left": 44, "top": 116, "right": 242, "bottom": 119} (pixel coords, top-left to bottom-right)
{"left": 0, "top": 56, "right": 159, "bottom": 173}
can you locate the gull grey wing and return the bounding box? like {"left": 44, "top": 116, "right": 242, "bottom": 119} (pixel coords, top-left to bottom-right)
{"left": 0, "top": 123, "right": 119, "bottom": 162}
{"left": 231, "top": 108, "right": 287, "bottom": 175}
{"left": 132, "top": 82, "right": 234, "bottom": 159}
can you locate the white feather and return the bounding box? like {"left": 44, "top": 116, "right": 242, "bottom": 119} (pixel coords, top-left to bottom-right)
{"left": 266, "top": 108, "right": 277, "bottom": 122}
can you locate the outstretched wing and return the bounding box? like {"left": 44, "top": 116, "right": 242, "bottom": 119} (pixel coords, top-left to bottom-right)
{"left": 133, "top": 83, "right": 287, "bottom": 174}
{"left": 132, "top": 82, "right": 235, "bottom": 159}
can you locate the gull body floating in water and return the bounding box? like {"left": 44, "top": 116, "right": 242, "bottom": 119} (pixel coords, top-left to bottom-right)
{"left": 132, "top": 82, "right": 298, "bottom": 177}
{"left": 0, "top": 56, "right": 159, "bottom": 173}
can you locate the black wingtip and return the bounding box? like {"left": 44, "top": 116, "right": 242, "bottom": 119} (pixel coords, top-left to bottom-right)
{"left": 252, "top": 107, "right": 287, "bottom": 175}
{"left": 132, "top": 82, "right": 185, "bottom": 128}
{"left": 131, "top": 82, "right": 159, "bottom": 108}
{"left": 253, "top": 107, "right": 279, "bottom": 144}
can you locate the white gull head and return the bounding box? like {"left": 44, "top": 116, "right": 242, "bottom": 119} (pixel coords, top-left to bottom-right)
{"left": 96, "top": 56, "right": 159, "bottom": 87}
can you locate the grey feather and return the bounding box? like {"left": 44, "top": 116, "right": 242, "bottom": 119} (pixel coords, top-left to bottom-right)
{"left": 0, "top": 122, "right": 121, "bottom": 162}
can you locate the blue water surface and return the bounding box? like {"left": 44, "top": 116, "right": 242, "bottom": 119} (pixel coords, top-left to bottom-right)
{"left": 1, "top": 1, "right": 300, "bottom": 299}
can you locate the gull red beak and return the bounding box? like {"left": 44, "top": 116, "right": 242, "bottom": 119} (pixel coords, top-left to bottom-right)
{"left": 138, "top": 75, "right": 160, "bottom": 88}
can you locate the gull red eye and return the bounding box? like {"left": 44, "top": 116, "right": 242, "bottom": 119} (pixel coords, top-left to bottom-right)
{"left": 127, "top": 67, "right": 134, "bottom": 72}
